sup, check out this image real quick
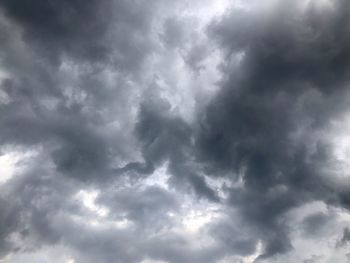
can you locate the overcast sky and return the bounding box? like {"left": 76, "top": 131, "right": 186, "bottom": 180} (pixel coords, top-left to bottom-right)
{"left": 1, "top": 0, "right": 350, "bottom": 262}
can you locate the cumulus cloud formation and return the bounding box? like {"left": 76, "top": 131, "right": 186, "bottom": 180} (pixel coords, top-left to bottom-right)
{"left": 1, "top": 0, "right": 350, "bottom": 262}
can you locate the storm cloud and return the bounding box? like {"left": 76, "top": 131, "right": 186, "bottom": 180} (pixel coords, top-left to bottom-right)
{"left": 1, "top": 0, "right": 350, "bottom": 262}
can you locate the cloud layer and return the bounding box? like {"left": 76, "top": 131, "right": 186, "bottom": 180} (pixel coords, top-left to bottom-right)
{"left": 1, "top": 0, "right": 350, "bottom": 262}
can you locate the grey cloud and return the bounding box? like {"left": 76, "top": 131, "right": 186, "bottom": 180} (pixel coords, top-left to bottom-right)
{"left": 2, "top": 0, "right": 350, "bottom": 262}
{"left": 136, "top": 96, "right": 219, "bottom": 201}
{"left": 302, "top": 212, "right": 333, "bottom": 237}
{"left": 303, "top": 255, "right": 324, "bottom": 263}
{"left": 161, "top": 17, "right": 187, "bottom": 49}
{"left": 0, "top": 0, "right": 163, "bottom": 257}
{"left": 0, "top": 198, "right": 20, "bottom": 257}
{"left": 191, "top": 0, "right": 350, "bottom": 258}
{"left": 0, "top": 163, "right": 225, "bottom": 263}
{"left": 160, "top": 14, "right": 212, "bottom": 72}
{"left": 337, "top": 227, "right": 350, "bottom": 248}
{"left": 0, "top": 0, "right": 158, "bottom": 181}
{"left": 98, "top": 185, "right": 179, "bottom": 229}
{"left": 209, "top": 219, "right": 258, "bottom": 256}
{"left": 0, "top": 1, "right": 225, "bottom": 261}
{"left": 209, "top": 0, "right": 350, "bottom": 93}
{"left": 183, "top": 43, "right": 210, "bottom": 72}
{"left": 0, "top": 0, "right": 158, "bottom": 71}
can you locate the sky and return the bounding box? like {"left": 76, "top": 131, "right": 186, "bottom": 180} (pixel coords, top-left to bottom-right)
{"left": 1, "top": 0, "right": 350, "bottom": 262}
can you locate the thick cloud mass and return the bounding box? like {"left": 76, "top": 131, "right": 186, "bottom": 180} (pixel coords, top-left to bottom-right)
{"left": 2, "top": 0, "right": 350, "bottom": 262}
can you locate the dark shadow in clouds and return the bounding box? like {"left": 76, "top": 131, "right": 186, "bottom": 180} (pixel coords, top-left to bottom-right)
{"left": 192, "top": 0, "right": 350, "bottom": 258}
{"left": 302, "top": 211, "right": 333, "bottom": 237}
{"left": 0, "top": 0, "right": 157, "bottom": 70}
{"left": 136, "top": 95, "right": 220, "bottom": 201}
{"left": 2, "top": 0, "right": 350, "bottom": 262}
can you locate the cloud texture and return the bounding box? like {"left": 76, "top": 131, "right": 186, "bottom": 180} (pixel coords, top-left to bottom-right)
{"left": 1, "top": 0, "right": 350, "bottom": 262}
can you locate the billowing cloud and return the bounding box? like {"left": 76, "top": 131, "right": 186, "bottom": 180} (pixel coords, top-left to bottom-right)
{"left": 1, "top": 0, "right": 350, "bottom": 262}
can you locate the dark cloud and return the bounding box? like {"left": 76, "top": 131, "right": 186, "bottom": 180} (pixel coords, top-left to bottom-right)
{"left": 0, "top": 198, "right": 20, "bottom": 257}
{"left": 302, "top": 211, "right": 333, "bottom": 237}
{"left": 0, "top": 0, "right": 159, "bottom": 180}
{"left": 135, "top": 95, "right": 220, "bottom": 201}
{"left": 337, "top": 227, "right": 350, "bottom": 247}
{"left": 2, "top": 0, "right": 350, "bottom": 262}
{"left": 191, "top": 0, "right": 350, "bottom": 258}
{"left": 0, "top": 0, "right": 157, "bottom": 69}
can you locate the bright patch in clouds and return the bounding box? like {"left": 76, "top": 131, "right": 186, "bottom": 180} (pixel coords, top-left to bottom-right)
{"left": 182, "top": 205, "right": 220, "bottom": 233}
{"left": 0, "top": 147, "right": 36, "bottom": 184}
{"left": 0, "top": 152, "right": 18, "bottom": 184}
{"left": 75, "top": 190, "right": 109, "bottom": 217}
